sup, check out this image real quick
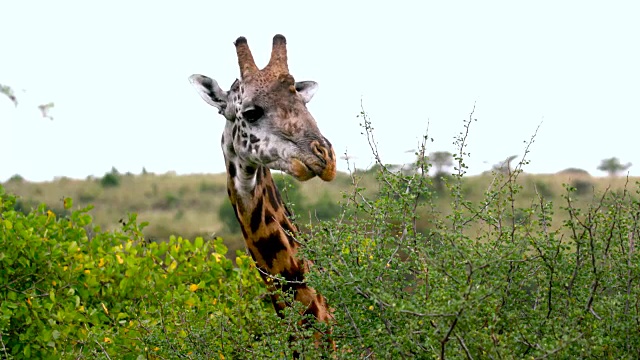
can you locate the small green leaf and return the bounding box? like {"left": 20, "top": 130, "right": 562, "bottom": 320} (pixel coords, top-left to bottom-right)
{"left": 63, "top": 197, "right": 73, "bottom": 209}
{"left": 67, "top": 241, "right": 78, "bottom": 253}
{"left": 195, "top": 236, "right": 204, "bottom": 249}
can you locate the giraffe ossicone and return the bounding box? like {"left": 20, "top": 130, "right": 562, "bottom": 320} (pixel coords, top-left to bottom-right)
{"left": 189, "top": 34, "right": 336, "bottom": 352}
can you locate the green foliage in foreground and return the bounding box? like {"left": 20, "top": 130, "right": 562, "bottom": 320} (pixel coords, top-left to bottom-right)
{"left": 0, "top": 186, "right": 313, "bottom": 359}
{"left": 302, "top": 113, "right": 640, "bottom": 358}
{"left": 3, "top": 166, "right": 640, "bottom": 359}
{"left": 304, "top": 169, "right": 640, "bottom": 358}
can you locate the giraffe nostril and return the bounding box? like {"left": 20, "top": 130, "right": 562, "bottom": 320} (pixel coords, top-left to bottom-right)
{"left": 312, "top": 141, "right": 329, "bottom": 162}
{"left": 306, "top": 140, "right": 336, "bottom": 182}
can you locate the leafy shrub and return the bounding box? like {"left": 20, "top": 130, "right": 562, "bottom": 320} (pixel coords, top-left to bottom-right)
{"left": 99, "top": 173, "right": 120, "bottom": 188}
{"left": 0, "top": 186, "right": 290, "bottom": 359}
{"left": 571, "top": 178, "right": 593, "bottom": 196}
{"left": 297, "top": 111, "right": 640, "bottom": 358}
{"left": 165, "top": 192, "right": 180, "bottom": 208}
{"left": 558, "top": 167, "right": 590, "bottom": 175}
{"left": 6, "top": 175, "right": 24, "bottom": 184}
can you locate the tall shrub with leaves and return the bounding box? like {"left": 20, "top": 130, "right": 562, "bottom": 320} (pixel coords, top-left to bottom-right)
{"left": 295, "top": 107, "right": 640, "bottom": 358}
{"left": 0, "top": 186, "right": 298, "bottom": 359}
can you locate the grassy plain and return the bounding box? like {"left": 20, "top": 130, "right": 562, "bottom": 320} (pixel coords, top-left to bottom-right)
{"left": 3, "top": 169, "right": 636, "bottom": 256}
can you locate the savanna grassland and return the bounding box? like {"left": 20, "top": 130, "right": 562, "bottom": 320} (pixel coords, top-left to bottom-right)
{"left": 2, "top": 168, "right": 633, "bottom": 256}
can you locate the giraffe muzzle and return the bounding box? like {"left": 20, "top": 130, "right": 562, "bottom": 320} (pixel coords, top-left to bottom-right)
{"left": 289, "top": 140, "right": 336, "bottom": 182}
{"left": 290, "top": 140, "right": 336, "bottom": 181}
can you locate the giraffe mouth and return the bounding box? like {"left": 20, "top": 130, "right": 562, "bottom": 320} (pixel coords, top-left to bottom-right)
{"left": 290, "top": 158, "right": 336, "bottom": 182}
{"left": 290, "top": 158, "right": 318, "bottom": 181}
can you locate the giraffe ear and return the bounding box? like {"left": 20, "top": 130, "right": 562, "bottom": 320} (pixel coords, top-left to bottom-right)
{"left": 295, "top": 81, "right": 319, "bottom": 103}
{"left": 188, "top": 74, "right": 228, "bottom": 111}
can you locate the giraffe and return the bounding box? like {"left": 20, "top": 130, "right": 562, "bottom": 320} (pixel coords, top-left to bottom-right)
{"left": 188, "top": 34, "right": 337, "bottom": 352}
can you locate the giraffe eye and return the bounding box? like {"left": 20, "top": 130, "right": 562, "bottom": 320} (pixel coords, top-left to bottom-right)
{"left": 242, "top": 106, "right": 264, "bottom": 123}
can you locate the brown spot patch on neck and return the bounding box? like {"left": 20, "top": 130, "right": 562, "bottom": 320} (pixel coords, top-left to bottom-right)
{"left": 249, "top": 196, "right": 263, "bottom": 233}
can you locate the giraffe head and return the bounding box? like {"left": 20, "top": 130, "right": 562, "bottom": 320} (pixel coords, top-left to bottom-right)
{"left": 189, "top": 34, "right": 336, "bottom": 184}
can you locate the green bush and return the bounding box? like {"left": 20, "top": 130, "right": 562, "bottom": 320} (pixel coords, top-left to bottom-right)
{"left": 0, "top": 186, "right": 294, "bottom": 359}
{"left": 99, "top": 173, "right": 120, "bottom": 188}
{"left": 571, "top": 178, "right": 593, "bottom": 196}
{"left": 296, "top": 112, "right": 640, "bottom": 358}
{"left": 6, "top": 175, "right": 24, "bottom": 184}
{"left": 558, "top": 167, "right": 590, "bottom": 176}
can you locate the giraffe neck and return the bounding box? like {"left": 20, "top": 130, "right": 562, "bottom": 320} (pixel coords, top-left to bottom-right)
{"left": 224, "top": 158, "right": 329, "bottom": 308}
{"left": 226, "top": 160, "right": 300, "bottom": 276}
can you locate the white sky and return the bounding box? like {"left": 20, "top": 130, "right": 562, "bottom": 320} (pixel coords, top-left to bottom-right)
{"left": 1, "top": 1, "right": 639, "bottom": 182}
